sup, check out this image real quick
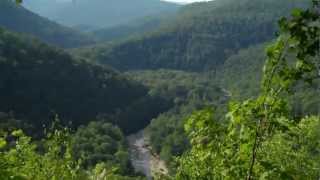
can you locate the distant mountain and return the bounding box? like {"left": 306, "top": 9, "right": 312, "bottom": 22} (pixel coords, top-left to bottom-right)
{"left": 0, "top": 0, "right": 94, "bottom": 48}
{"left": 22, "top": 0, "right": 67, "bottom": 19}
{"left": 23, "top": 0, "right": 181, "bottom": 29}
{"left": 74, "top": 0, "right": 310, "bottom": 71}
{"left": 92, "top": 14, "right": 175, "bottom": 42}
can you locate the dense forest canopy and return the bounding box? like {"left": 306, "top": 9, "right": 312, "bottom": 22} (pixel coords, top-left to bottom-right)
{"left": 74, "top": 0, "right": 310, "bottom": 72}
{"left": 92, "top": 14, "right": 175, "bottom": 42}
{"left": 0, "top": 27, "right": 171, "bottom": 135}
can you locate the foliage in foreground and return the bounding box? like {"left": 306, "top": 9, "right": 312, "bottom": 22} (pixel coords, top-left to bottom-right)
{"left": 176, "top": 1, "right": 320, "bottom": 179}
{"left": 177, "top": 110, "right": 320, "bottom": 179}
{"left": 0, "top": 129, "right": 82, "bottom": 179}
{"left": 0, "top": 127, "right": 145, "bottom": 180}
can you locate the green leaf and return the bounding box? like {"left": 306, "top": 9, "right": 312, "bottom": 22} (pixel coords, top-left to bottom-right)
{"left": 291, "top": 8, "right": 302, "bottom": 18}
{"left": 12, "top": 130, "right": 23, "bottom": 137}
{"left": 0, "top": 138, "right": 6, "bottom": 148}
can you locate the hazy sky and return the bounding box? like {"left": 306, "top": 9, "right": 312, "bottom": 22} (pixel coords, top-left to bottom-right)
{"left": 56, "top": 0, "right": 212, "bottom": 4}
{"left": 162, "top": 0, "right": 211, "bottom": 4}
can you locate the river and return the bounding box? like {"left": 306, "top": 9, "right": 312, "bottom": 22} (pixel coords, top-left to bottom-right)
{"left": 127, "top": 130, "right": 168, "bottom": 180}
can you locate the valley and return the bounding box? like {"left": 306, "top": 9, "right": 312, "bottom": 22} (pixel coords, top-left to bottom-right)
{"left": 0, "top": 0, "right": 319, "bottom": 179}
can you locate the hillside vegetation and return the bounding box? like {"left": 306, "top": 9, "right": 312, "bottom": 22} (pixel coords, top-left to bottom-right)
{"left": 176, "top": 4, "right": 320, "bottom": 178}
{"left": 74, "top": 0, "right": 309, "bottom": 71}
{"left": 127, "top": 70, "right": 228, "bottom": 171}
{"left": 92, "top": 15, "right": 174, "bottom": 42}
{"left": 0, "top": 27, "right": 170, "bottom": 135}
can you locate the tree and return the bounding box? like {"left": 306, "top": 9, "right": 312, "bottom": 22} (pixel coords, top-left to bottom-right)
{"left": 0, "top": 129, "right": 83, "bottom": 179}
{"left": 176, "top": 1, "right": 320, "bottom": 179}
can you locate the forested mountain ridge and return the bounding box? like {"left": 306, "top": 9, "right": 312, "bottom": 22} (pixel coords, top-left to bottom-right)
{"left": 24, "top": 0, "right": 181, "bottom": 29}
{"left": 0, "top": 0, "right": 94, "bottom": 48}
{"left": 0, "top": 27, "right": 170, "bottom": 135}
{"left": 74, "top": 0, "right": 310, "bottom": 72}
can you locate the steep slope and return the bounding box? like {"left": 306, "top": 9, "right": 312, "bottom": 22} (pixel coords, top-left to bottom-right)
{"left": 24, "top": 0, "right": 180, "bottom": 29}
{"left": 218, "top": 42, "right": 320, "bottom": 116}
{"left": 218, "top": 44, "right": 267, "bottom": 98}
{"left": 76, "top": 0, "right": 310, "bottom": 71}
{"left": 0, "top": 28, "right": 169, "bottom": 134}
{"left": 0, "top": 0, "right": 94, "bottom": 48}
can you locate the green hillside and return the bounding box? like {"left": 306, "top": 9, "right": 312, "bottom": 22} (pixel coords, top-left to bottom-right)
{"left": 0, "top": 27, "right": 169, "bottom": 135}
{"left": 218, "top": 42, "right": 320, "bottom": 116}
{"left": 76, "top": 0, "right": 309, "bottom": 71}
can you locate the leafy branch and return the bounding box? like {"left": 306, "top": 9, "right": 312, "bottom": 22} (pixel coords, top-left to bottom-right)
{"left": 177, "top": 1, "right": 320, "bottom": 179}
